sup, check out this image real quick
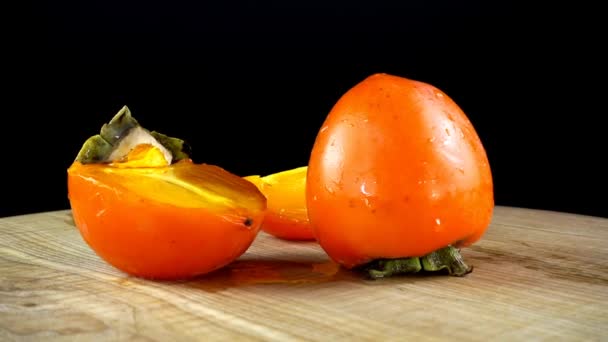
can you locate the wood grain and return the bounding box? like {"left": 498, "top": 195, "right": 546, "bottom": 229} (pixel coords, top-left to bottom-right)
{"left": 1, "top": 206, "right": 607, "bottom": 341}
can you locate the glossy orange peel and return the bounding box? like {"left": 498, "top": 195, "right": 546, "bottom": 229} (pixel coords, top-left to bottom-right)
{"left": 306, "top": 73, "right": 494, "bottom": 277}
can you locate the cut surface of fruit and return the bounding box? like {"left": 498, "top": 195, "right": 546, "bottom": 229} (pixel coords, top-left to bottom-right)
{"left": 245, "top": 166, "right": 314, "bottom": 240}
{"left": 110, "top": 144, "right": 170, "bottom": 168}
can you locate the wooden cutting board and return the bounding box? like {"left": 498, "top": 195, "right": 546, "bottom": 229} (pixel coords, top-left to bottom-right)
{"left": 1, "top": 206, "right": 607, "bottom": 341}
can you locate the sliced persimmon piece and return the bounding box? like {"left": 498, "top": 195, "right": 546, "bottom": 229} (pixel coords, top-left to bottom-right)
{"left": 68, "top": 106, "right": 265, "bottom": 280}
{"left": 68, "top": 160, "right": 266, "bottom": 280}
{"left": 245, "top": 166, "right": 315, "bottom": 241}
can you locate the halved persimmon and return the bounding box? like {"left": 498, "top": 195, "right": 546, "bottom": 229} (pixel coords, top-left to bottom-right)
{"left": 245, "top": 166, "right": 315, "bottom": 241}
{"left": 67, "top": 106, "right": 266, "bottom": 280}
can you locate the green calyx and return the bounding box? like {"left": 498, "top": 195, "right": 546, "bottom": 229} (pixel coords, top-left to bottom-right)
{"left": 150, "top": 131, "right": 191, "bottom": 162}
{"left": 74, "top": 106, "right": 191, "bottom": 164}
{"left": 361, "top": 245, "right": 472, "bottom": 279}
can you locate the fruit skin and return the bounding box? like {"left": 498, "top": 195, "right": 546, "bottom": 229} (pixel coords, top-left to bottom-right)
{"left": 245, "top": 166, "right": 315, "bottom": 241}
{"left": 68, "top": 160, "right": 266, "bottom": 280}
{"left": 306, "top": 73, "right": 494, "bottom": 269}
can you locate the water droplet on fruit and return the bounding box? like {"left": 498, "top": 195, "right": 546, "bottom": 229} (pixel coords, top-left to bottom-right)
{"left": 96, "top": 209, "right": 106, "bottom": 218}
{"left": 435, "top": 218, "right": 442, "bottom": 225}
{"left": 360, "top": 183, "right": 371, "bottom": 196}
{"left": 436, "top": 92, "right": 444, "bottom": 98}
{"left": 340, "top": 119, "right": 355, "bottom": 127}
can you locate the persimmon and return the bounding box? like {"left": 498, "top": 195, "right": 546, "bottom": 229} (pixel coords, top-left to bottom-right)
{"left": 306, "top": 73, "right": 494, "bottom": 278}
{"left": 67, "top": 106, "right": 266, "bottom": 280}
{"left": 245, "top": 166, "right": 315, "bottom": 240}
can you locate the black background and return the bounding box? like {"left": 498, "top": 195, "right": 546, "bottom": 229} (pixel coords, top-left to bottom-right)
{"left": 4, "top": 1, "right": 606, "bottom": 218}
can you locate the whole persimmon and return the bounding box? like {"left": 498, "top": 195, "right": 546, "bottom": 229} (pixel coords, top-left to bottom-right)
{"left": 306, "top": 73, "right": 494, "bottom": 278}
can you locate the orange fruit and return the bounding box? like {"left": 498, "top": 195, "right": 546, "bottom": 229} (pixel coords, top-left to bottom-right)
{"left": 245, "top": 166, "right": 314, "bottom": 240}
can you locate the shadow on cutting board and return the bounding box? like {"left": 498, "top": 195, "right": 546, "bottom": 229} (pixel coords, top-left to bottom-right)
{"left": 184, "top": 259, "right": 355, "bottom": 292}
{"left": 180, "top": 258, "right": 453, "bottom": 293}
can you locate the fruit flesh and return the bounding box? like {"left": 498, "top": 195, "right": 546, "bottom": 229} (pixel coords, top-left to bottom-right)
{"left": 245, "top": 166, "right": 314, "bottom": 240}
{"left": 110, "top": 143, "right": 170, "bottom": 168}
